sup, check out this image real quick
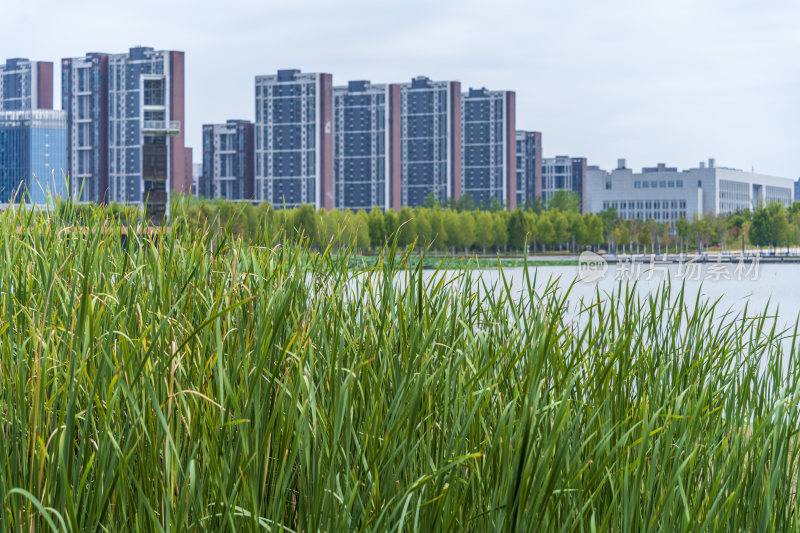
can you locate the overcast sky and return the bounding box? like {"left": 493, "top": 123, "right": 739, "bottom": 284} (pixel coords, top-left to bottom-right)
{"left": 4, "top": 0, "right": 799, "bottom": 177}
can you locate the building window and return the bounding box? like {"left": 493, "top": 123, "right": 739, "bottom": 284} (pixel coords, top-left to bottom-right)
{"left": 143, "top": 79, "right": 165, "bottom": 107}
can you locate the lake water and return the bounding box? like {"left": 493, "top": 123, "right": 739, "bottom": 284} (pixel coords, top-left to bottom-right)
{"left": 422, "top": 262, "right": 800, "bottom": 330}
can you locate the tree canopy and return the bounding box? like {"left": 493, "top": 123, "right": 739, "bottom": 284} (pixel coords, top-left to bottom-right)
{"left": 164, "top": 194, "right": 800, "bottom": 254}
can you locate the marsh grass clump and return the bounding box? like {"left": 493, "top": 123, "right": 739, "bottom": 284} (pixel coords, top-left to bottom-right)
{"left": 1, "top": 202, "right": 800, "bottom": 531}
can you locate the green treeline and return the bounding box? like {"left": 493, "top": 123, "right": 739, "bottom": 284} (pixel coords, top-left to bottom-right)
{"left": 170, "top": 193, "right": 604, "bottom": 253}
{"left": 60, "top": 190, "right": 800, "bottom": 253}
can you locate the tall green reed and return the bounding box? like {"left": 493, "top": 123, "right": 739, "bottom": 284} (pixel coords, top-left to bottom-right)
{"left": 0, "top": 201, "right": 799, "bottom": 531}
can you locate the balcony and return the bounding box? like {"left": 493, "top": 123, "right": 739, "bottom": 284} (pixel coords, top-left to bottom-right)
{"left": 142, "top": 120, "right": 181, "bottom": 136}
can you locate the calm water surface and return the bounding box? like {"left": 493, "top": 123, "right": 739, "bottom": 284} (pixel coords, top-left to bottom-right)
{"left": 422, "top": 263, "right": 800, "bottom": 329}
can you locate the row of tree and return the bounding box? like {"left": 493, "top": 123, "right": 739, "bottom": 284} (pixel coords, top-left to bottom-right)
{"left": 54, "top": 190, "right": 800, "bottom": 254}
{"left": 170, "top": 195, "right": 608, "bottom": 253}
{"left": 597, "top": 202, "right": 800, "bottom": 252}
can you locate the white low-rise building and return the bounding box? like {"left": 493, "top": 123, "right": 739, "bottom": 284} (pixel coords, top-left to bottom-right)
{"left": 586, "top": 158, "right": 794, "bottom": 223}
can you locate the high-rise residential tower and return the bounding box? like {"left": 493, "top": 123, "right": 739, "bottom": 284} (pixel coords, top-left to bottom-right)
{"left": 397, "top": 76, "right": 461, "bottom": 207}
{"left": 62, "top": 53, "right": 109, "bottom": 202}
{"left": 63, "top": 47, "right": 185, "bottom": 224}
{"left": 108, "top": 47, "right": 185, "bottom": 222}
{"left": 515, "top": 131, "right": 542, "bottom": 208}
{"left": 200, "top": 120, "right": 254, "bottom": 201}
{"left": 332, "top": 80, "right": 398, "bottom": 211}
{"left": 254, "top": 69, "right": 333, "bottom": 209}
{"left": 0, "top": 58, "right": 53, "bottom": 111}
{"left": 460, "top": 87, "right": 516, "bottom": 208}
{"left": 542, "top": 156, "right": 588, "bottom": 212}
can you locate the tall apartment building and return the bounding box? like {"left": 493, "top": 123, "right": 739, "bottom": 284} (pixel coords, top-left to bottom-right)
{"left": 61, "top": 53, "right": 108, "bottom": 202}
{"left": 0, "top": 110, "right": 66, "bottom": 204}
{"left": 542, "top": 155, "right": 588, "bottom": 212}
{"left": 254, "top": 69, "right": 333, "bottom": 209}
{"left": 332, "top": 80, "right": 398, "bottom": 211}
{"left": 200, "top": 120, "right": 254, "bottom": 201}
{"left": 586, "top": 158, "right": 795, "bottom": 223}
{"left": 515, "top": 131, "right": 542, "bottom": 208}
{"left": 460, "top": 88, "right": 516, "bottom": 208}
{"left": 397, "top": 76, "right": 461, "bottom": 207}
{"left": 0, "top": 58, "right": 53, "bottom": 111}
{"left": 63, "top": 47, "right": 185, "bottom": 224}
{"left": 108, "top": 47, "right": 185, "bottom": 222}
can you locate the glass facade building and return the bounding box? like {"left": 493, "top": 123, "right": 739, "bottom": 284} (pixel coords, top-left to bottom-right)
{"left": 332, "top": 80, "right": 395, "bottom": 211}
{"left": 200, "top": 120, "right": 254, "bottom": 201}
{"left": 460, "top": 88, "right": 516, "bottom": 208}
{"left": 398, "top": 76, "right": 461, "bottom": 207}
{"left": 254, "top": 69, "right": 334, "bottom": 209}
{"left": 0, "top": 110, "right": 66, "bottom": 204}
